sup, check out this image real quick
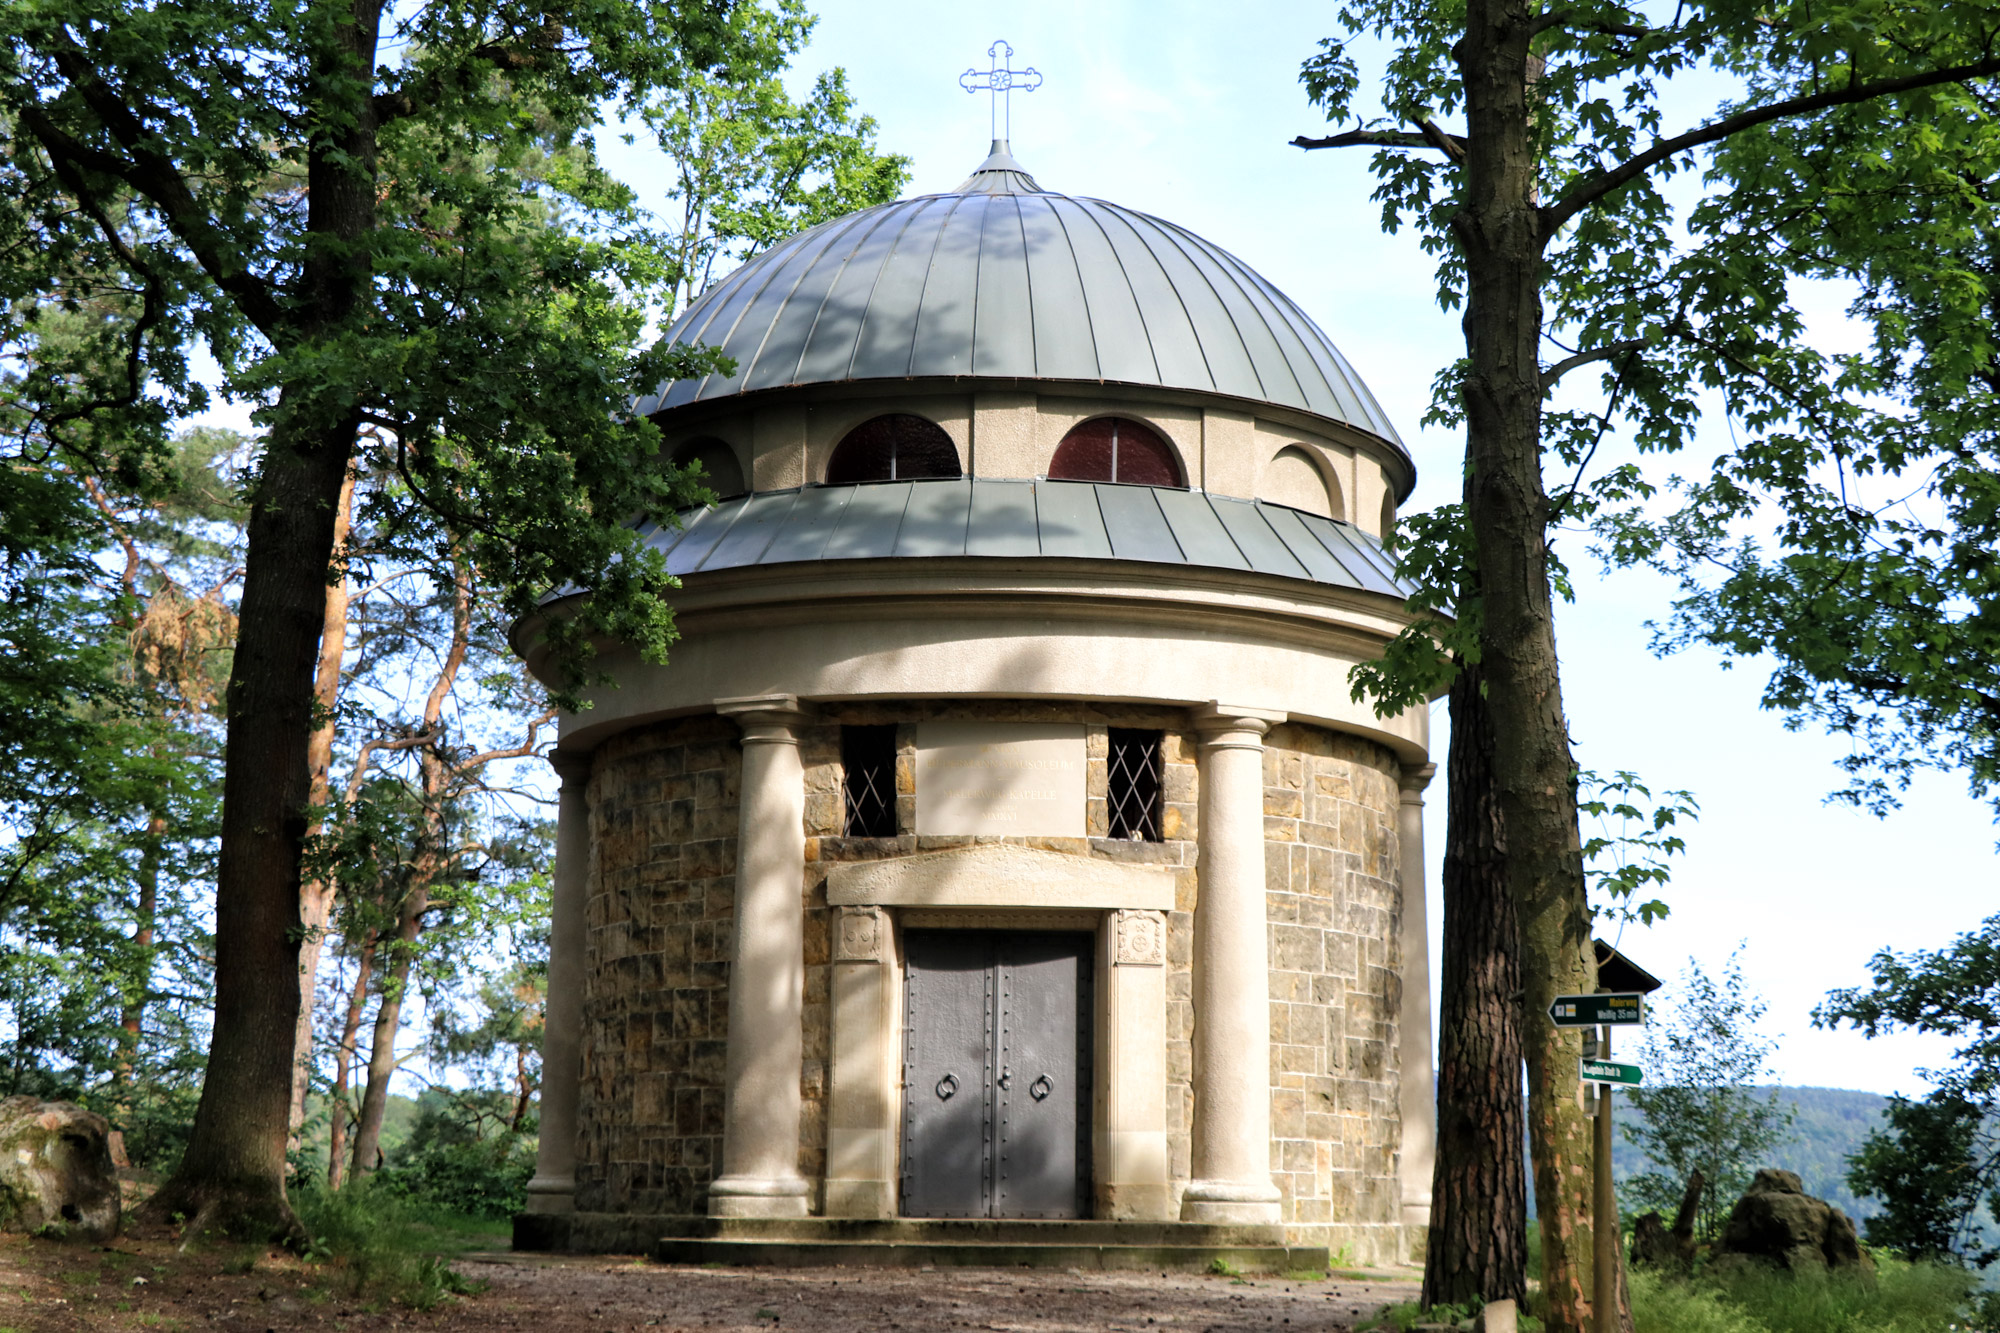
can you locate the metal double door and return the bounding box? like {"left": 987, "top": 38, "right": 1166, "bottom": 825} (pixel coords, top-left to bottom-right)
{"left": 900, "top": 929, "right": 1092, "bottom": 1219}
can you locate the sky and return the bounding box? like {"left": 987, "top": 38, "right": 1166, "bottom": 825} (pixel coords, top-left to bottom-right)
{"left": 700, "top": 0, "right": 1993, "bottom": 1099}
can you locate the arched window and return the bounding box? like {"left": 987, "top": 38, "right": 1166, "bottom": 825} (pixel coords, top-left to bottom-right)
{"left": 668, "top": 436, "right": 746, "bottom": 499}
{"left": 1048, "top": 417, "right": 1184, "bottom": 487}
{"left": 825, "top": 414, "right": 963, "bottom": 483}
{"left": 1257, "top": 445, "right": 1340, "bottom": 519}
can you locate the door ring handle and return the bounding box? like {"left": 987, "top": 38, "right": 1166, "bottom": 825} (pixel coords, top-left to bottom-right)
{"left": 936, "top": 1072, "right": 959, "bottom": 1101}
{"left": 1030, "top": 1074, "right": 1053, "bottom": 1101}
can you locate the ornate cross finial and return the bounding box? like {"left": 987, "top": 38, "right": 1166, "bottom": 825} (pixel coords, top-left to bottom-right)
{"left": 959, "top": 39, "right": 1042, "bottom": 140}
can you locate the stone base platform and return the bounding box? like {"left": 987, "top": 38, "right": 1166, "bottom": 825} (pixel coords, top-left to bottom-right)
{"left": 515, "top": 1213, "right": 1360, "bottom": 1273}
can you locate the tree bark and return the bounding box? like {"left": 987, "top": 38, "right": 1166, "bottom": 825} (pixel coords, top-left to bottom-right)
{"left": 138, "top": 0, "right": 385, "bottom": 1242}
{"left": 348, "top": 891, "right": 424, "bottom": 1179}
{"left": 327, "top": 938, "right": 375, "bottom": 1191}
{"left": 291, "top": 469, "right": 357, "bottom": 1147}
{"left": 1423, "top": 661, "right": 1528, "bottom": 1308}
{"left": 1458, "top": 0, "right": 1603, "bottom": 1327}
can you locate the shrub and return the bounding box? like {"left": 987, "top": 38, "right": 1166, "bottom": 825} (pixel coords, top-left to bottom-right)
{"left": 373, "top": 1089, "right": 534, "bottom": 1220}
{"left": 293, "top": 1179, "right": 483, "bottom": 1310}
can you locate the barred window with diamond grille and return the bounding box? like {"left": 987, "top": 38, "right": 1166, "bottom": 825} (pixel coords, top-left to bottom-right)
{"left": 842, "top": 725, "right": 898, "bottom": 837}
{"left": 1106, "top": 728, "right": 1163, "bottom": 841}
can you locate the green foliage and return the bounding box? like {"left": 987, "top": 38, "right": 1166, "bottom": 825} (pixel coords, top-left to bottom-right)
{"left": 294, "top": 1179, "right": 495, "bottom": 1310}
{"left": 0, "top": 422, "right": 234, "bottom": 1163}
{"left": 1628, "top": 1258, "right": 1989, "bottom": 1333}
{"left": 1588, "top": 19, "right": 2000, "bottom": 816}
{"left": 1817, "top": 912, "right": 2000, "bottom": 1267}
{"left": 1577, "top": 770, "right": 1697, "bottom": 925}
{"left": 376, "top": 1088, "right": 536, "bottom": 1220}
{"left": 1845, "top": 1091, "right": 1999, "bottom": 1267}
{"left": 1309, "top": 0, "right": 2000, "bottom": 827}
{"left": 644, "top": 0, "right": 910, "bottom": 313}
{"left": 1621, "top": 951, "right": 1796, "bottom": 1238}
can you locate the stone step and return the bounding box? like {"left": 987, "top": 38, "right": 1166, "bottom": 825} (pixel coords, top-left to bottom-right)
{"left": 653, "top": 1236, "right": 1331, "bottom": 1273}
{"left": 669, "top": 1217, "right": 1288, "bottom": 1247}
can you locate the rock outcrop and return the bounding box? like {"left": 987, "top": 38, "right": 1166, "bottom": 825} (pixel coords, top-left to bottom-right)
{"left": 0, "top": 1097, "right": 120, "bottom": 1239}
{"left": 1716, "top": 1168, "right": 1869, "bottom": 1274}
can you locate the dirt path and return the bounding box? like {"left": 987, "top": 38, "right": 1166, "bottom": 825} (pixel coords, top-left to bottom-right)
{"left": 0, "top": 1235, "right": 1419, "bottom": 1333}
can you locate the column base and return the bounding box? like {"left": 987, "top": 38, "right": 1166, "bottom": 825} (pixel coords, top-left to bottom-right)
{"left": 522, "top": 1174, "right": 576, "bottom": 1215}
{"left": 708, "top": 1175, "right": 811, "bottom": 1218}
{"left": 1179, "top": 1179, "right": 1282, "bottom": 1225}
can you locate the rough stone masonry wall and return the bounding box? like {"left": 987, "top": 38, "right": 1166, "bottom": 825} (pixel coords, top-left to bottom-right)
{"left": 572, "top": 705, "right": 1408, "bottom": 1233}
{"left": 1262, "top": 722, "right": 1405, "bottom": 1238}
{"left": 574, "top": 715, "right": 740, "bottom": 1216}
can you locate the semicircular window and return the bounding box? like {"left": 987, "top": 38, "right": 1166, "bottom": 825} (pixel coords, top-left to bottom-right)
{"left": 825, "top": 414, "right": 963, "bottom": 483}
{"left": 668, "top": 436, "right": 746, "bottom": 500}
{"left": 1048, "top": 417, "right": 1185, "bottom": 487}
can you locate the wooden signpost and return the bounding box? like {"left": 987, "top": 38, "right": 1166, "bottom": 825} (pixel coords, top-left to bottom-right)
{"left": 1567, "top": 942, "right": 1664, "bottom": 1333}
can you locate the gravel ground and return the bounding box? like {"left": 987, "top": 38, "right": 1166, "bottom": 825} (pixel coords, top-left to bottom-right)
{"left": 0, "top": 1234, "right": 1420, "bottom": 1333}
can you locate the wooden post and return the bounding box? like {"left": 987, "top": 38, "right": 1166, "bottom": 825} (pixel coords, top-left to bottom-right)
{"left": 1593, "top": 1023, "right": 1615, "bottom": 1333}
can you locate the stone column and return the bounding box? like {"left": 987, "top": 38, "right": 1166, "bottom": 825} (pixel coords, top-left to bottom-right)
{"left": 824, "top": 906, "right": 897, "bottom": 1218}
{"left": 1397, "top": 763, "right": 1439, "bottom": 1231}
{"left": 525, "top": 749, "right": 591, "bottom": 1215}
{"left": 1100, "top": 909, "right": 1172, "bottom": 1220}
{"left": 709, "top": 696, "right": 811, "bottom": 1218}
{"left": 1181, "top": 703, "right": 1286, "bottom": 1226}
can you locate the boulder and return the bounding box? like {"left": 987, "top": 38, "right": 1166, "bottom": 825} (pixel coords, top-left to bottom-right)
{"left": 1716, "top": 1168, "right": 1869, "bottom": 1275}
{"left": 0, "top": 1097, "right": 120, "bottom": 1239}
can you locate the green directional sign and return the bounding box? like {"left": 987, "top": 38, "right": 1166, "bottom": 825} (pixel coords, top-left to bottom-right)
{"left": 1580, "top": 1058, "right": 1643, "bottom": 1087}
{"left": 1548, "top": 992, "right": 1646, "bottom": 1027}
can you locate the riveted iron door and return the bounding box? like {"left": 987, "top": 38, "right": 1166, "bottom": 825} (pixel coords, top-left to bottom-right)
{"left": 901, "top": 930, "right": 1092, "bottom": 1219}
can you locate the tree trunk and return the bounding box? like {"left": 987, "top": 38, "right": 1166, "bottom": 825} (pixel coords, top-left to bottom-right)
{"left": 291, "top": 469, "right": 357, "bottom": 1147}
{"left": 115, "top": 807, "right": 166, "bottom": 1095}
{"left": 1423, "top": 661, "right": 1528, "bottom": 1308}
{"left": 1459, "top": 0, "right": 1603, "bottom": 1327}
{"left": 348, "top": 895, "right": 424, "bottom": 1180}
{"left": 349, "top": 556, "right": 471, "bottom": 1179}
{"left": 327, "top": 938, "right": 375, "bottom": 1190}
{"left": 137, "top": 416, "right": 355, "bottom": 1244}
{"left": 135, "top": 0, "right": 386, "bottom": 1241}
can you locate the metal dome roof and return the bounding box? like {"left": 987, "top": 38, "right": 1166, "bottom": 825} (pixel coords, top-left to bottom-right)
{"left": 636, "top": 477, "right": 1415, "bottom": 596}
{"left": 635, "top": 143, "right": 1404, "bottom": 449}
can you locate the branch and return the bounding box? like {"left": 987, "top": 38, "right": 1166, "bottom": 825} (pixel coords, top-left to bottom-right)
{"left": 1543, "top": 49, "right": 2000, "bottom": 233}
{"left": 1531, "top": 10, "right": 1654, "bottom": 38}
{"left": 23, "top": 37, "right": 287, "bottom": 338}
{"left": 1543, "top": 337, "right": 1649, "bottom": 391}
{"left": 1294, "top": 118, "right": 1470, "bottom": 162}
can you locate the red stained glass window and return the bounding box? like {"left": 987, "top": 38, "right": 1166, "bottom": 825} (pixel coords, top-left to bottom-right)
{"left": 1048, "top": 417, "right": 1184, "bottom": 487}
{"left": 826, "top": 414, "right": 963, "bottom": 483}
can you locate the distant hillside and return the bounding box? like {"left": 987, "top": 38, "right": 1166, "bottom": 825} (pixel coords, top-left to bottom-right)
{"left": 1525, "top": 1085, "right": 1891, "bottom": 1220}
{"left": 1609, "top": 1085, "right": 1890, "bottom": 1220}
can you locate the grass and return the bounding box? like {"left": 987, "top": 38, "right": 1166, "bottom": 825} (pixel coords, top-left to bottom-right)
{"left": 1630, "top": 1257, "right": 1991, "bottom": 1333}
{"left": 292, "top": 1179, "right": 505, "bottom": 1311}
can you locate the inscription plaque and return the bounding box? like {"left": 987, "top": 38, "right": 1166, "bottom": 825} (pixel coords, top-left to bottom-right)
{"left": 915, "top": 723, "right": 1086, "bottom": 837}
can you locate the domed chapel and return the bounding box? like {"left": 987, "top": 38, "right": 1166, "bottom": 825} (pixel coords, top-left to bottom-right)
{"left": 512, "top": 135, "right": 1442, "bottom": 1269}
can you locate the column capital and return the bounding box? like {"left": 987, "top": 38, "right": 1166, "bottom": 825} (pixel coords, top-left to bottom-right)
{"left": 716, "top": 694, "right": 811, "bottom": 743}
{"left": 716, "top": 693, "right": 806, "bottom": 720}
{"left": 1188, "top": 702, "right": 1286, "bottom": 748}
{"left": 1399, "top": 761, "right": 1438, "bottom": 800}
{"left": 548, "top": 748, "right": 593, "bottom": 784}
